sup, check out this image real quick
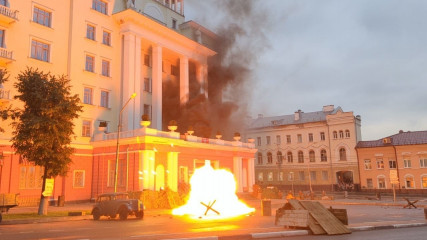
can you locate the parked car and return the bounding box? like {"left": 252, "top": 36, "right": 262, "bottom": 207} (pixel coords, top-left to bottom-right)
{"left": 92, "top": 192, "right": 144, "bottom": 220}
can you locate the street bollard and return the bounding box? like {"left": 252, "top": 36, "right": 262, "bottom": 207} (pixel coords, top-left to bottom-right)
{"left": 261, "top": 199, "right": 271, "bottom": 216}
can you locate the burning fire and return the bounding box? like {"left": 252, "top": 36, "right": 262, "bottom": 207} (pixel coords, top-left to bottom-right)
{"left": 172, "top": 160, "right": 255, "bottom": 219}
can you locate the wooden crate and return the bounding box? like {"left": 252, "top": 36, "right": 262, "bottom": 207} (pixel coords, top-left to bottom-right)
{"left": 276, "top": 210, "right": 309, "bottom": 227}
{"left": 328, "top": 208, "right": 348, "bottom": 225}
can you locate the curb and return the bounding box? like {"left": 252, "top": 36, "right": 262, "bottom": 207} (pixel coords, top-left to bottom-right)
{"left": 164, "top": 223, "right": 427, "bottom": 240}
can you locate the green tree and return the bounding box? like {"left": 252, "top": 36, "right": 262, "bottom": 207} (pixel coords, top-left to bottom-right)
{"left": 12, "top": 68, "right": 82, "bottom": 215}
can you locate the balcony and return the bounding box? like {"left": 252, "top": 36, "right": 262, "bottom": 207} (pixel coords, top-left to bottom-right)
{"left": 0, "top": 5, "right": 18, "bottom": 25}
{"left": 0, "top": 48, "right": 13, "bottom": 65}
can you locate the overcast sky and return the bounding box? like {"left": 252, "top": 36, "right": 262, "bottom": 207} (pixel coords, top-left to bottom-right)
{"left": 184, "top": 0, "right": 427, "bottom": 141}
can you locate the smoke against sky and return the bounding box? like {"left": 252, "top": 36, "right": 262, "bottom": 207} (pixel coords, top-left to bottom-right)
{"left": 185, "top": 0, "right": 427, "bottom": 140}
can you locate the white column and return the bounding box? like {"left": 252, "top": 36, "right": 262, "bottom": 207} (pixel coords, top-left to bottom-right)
{"left": 180, "top": 56, "right": 189, "bottom": 105}
{"left": 233, "top": 157, "right": 243, "bottom": 193}
{"left": 248, "top": 158, "right": 255, "bottom": 192}
{"left": 152, "top": 45, "right": 163, "bottom": 130}
{"left": 181, "top": 0, "right": 184, "bottom": 15}
{"left": 122, "top": 32, "right": 137, "bottom": 131}
{"left": 141, "top": 150, "right": 156, "bottom": 191}
{"left": 133, "top": 36, "right": 142, "bottom": 129}
{"left": 196, "top": 63, "right": 208, "bottom": 97}
{"left": 167, "top": 152, "right": 179, "bottom": 192}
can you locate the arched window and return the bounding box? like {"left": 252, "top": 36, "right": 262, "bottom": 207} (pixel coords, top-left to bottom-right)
{"left": 298, "top": 151, "right": 304, "bottom": 163}
{"left": 267, "top": 152, "right": 273, "bottom": 164}
{"left": 339, "top": 130, "right": 344, "bottom": 138}
{"left": 333, "top": 131, "right": 338, "bottom": 139}
{"left": 345, "top": 130, "right": 350, "bottom": 138}
{"left": 257, "top": 152, "right": 263, "bottom": 165}
{"left": 277, "top": 151, "right": 283, "bottom": 164}
{"left": 339, "top": 148, "right": 347, "bottom": 161}
{"left": 309, "top": 150, "right": 315, "bottom": 162}
{"left": 321, "top": 149, "right": 327, "bottom": 162}
{"left": 421, "top": 175, "right": 427, "bottom": 189}
{"left": 287, "top": 152, "right": 293, "bottom": 163}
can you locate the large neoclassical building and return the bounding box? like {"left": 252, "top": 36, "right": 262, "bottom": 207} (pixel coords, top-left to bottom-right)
{"left": 0, "top": 0, "right": 256, "bottom": 202}
{"left": 246, "top": 105, "right": 362, "bottom": 192}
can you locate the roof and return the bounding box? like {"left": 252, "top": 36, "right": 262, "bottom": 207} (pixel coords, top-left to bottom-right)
{"left": 356, "top": 130, "right": 427, "bottom": 148}
{"left": 247, "top": 107, "right": 342, "bottom": 129}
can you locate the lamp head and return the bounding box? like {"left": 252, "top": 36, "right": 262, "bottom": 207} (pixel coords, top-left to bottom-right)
{"left": 131, "top": 93, "right": 137, "bottom": 99}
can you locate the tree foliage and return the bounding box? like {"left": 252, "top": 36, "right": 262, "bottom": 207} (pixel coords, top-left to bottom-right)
{"left": 12, "top": 68, "right": 82, "bottom": 177}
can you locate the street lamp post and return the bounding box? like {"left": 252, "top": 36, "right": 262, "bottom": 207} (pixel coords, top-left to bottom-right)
{"left": 114, "top": 93, "right": 136, "bottom": 193}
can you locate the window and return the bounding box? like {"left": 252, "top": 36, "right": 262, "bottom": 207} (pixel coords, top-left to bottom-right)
{"left": 267, "top": 152, "right": 273, "bottom": 164}
{"left": 82, "top": 120, "right": 92, "bottom": 137}
{"left": 85, "top": 55, "right": 95, "bottom": 72}
{"left": 100, "top": 90, "right": 109, "bottom": 108}
{"left": 320, "top": 132, "right": 325, "bottom": 141}
{"left": 420, "top": 158, "right": 427, "bottom": 168}
{"left": 339, "top": 148, "right": 347, "bottom": 161}
{"left": 172, "top": 19, "right": 177, "bottom": 29}
{"left": 320, "top": 149, "right": 327, "bottom": 162}
{"left": 144, "top": 54, "right": 151, "bottom": 67}
{"left": 86, "top": 24, "right": 96, "bottom": 40}
{"left": 257, "top": 137, "right": 261, "bottom": 146}
{"left": 339, "top": 130, "right": 344, "bottom": 138}
{"left": 31, "top": 40, "right": 50, "bottom": 62}
{"left": 378, "top": 177, "right": 386, "bottom": 189}
{"left": 266, "top": 136, "right": 271, "bottom": 145}
{"left": 298, "top": 151, "right": 304, "bottom": 163}
{"left": 278, "top": 172, "right": 284, "bottom": 181}
{"left": 308, "top": 133, "right": 313, "bottom": 142}
{"left": 267, "top": 172, "right": 273, "bottom": 181}
{"left": 73, "top": 170, "right": 85, "bottom": 188}
{"left": 389, "top": 159, "right": 396, "bottom": 169}
{"left": 322, "top": 171, "right": 328, "bottom": 181}
{"left": 0, "top": 29, "right": 4, "bottom": 48}
{"left": 422, "top": 175, "right": 427, "bottom": 188}
{"left": 83, "top": 87, "right": 93, "bottom": 104}
{"left": 102, "top": 31, "right": 111, "bottom": 45}
{"left": 0, "top": 0, "right": 7, "bottom": 7}
{"left": 376, "top": 159, "right": 384, "bottom": 169}
{"left": 404, "top": 159, "right": 412, "bottom": 168}
{"left": 276, "top": 135, "right": 281, "bottom": 145}
{"left": 310, "top": 171, "right": 316, "bottom": 181}
{"left": 333, "top": 131, "right": 337, "bottom": 139}
{"left": 286, "top": 135, "right": 291, "bottom": 144}
{"left": 33, "top": 7, "right": 51, "bottom": 27}
{"left": 144, "top": 78, "right": 152, "bottom": 93}
{"left": 364, "top": 159, "right": 372, "bottom": 170}
{"left": 101, "top": 59, "right": 110, "bottom": 77}
{"left": 298, "top": 171, "right": 305, "bottom": 181}
{"left": 287, "top": 152, "right": 293, "bottom": 163}
{"left": 405, "top": 175, "right": 415, "bottom": 189}
{"left": 19, "top": 165, "right": 44, "bottom": 189}
{"left": 366, "top": 178, "right": 373, "bottom": 188}
{"left": 309, "top": 150, "right": 315, "bottom": 162}
{"left": 258, "top": 172, "right": 263, "bottom": 181}
{"left": 92, "top": 0, "right": 108, "bottom": 14}
{"left": 297, "top": 134, "right": 302, "bottom": 143}
{"left": 345, "top": 130, "right": 350, "bottom": 138}
{"left": 257, "top": 152, "right": 263, "bottom": 164}
{"left": 171, "top": 65, "right": 178, "bottom": 76}
{"left": 143, "top": 104, "right": 152, "bottom": 120}
{"left": 277, "top": 151, "right": 283, "bottom": 164}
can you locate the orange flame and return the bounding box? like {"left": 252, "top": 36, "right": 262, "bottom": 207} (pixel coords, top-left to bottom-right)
{"left": 172, "top": 161, "right": 255, "bottom": 219}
